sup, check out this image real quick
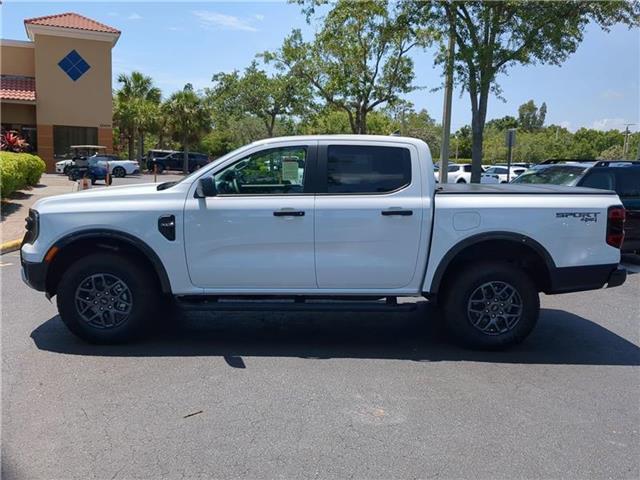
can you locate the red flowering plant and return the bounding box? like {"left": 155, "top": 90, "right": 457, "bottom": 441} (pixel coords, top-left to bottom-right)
{"left": 1, "top": 130, "right": 29, "bottom": 152}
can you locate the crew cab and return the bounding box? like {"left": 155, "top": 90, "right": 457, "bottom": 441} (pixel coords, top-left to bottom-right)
{"left": 21, "top": 136, "right": 627, "bottom": 349}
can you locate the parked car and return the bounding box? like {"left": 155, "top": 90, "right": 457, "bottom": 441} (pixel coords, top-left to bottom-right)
{"left": 513, "top": 160, "right": 640, "bottom": 253}
{"left": 91, "top": 155, "right": 140, "bottom": 178}
{"left": 147, "top": 151, "right": 209, "bottom": 173}
{"left": 433, "top": 163, "right": 489, "bottom": 183}
{"left": 481, "top": 166, "right": 528, "bottom": 184}
{"left": 444, "top": 163, "right": 473, "bottom": 183}
{"left": 55, "top": 158, "right": 75, "bottom": 175}
{"left": 67, "top": 156, "right": 112, "bottom": 185}
{"left": 21, "top": 135, "right": 626, "bottom": 348}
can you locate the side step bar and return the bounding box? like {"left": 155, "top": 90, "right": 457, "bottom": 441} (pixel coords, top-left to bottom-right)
{"left": 175, "top": 296, "right": 416, "bottom": 313}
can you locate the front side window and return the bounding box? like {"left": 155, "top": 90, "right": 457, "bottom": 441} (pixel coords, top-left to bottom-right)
{"left": 326, "top": 145, "right": 411, "bottom": 194}
{"left": 214, "top": 146, "right": 307, "bottom": 195}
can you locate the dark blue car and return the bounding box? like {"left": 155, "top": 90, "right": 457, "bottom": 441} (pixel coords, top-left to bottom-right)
{"left": 67, "top": 157, "right": 112, "bottom": 185}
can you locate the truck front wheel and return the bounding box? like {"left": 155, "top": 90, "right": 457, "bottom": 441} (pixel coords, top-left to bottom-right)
{"left": 56, "top": 253, "right": 159, "bottom": 343}
{"left": 441, "top": 262, "right": 539, "bottom": 349}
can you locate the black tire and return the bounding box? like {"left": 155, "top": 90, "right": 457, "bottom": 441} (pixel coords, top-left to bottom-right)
{"left": 441, "top": 261, "right": 539, "bottom": 350}
{"left": 56, "top": 253, "right": 159, "bottom": 344}
{"left": 63, "top": 165, "right": 71, "bottom": 175}
{"left": 456, "top": 178, "right": 466, "bottom": 183}
{"left": 68, "top": 170, "right": 79, "bottom": 181}
{"left": 90, "top": 175, "right": 97, "bottom": 185}
{"left": 113, "top": 166, "right": 126, "bottom": 178}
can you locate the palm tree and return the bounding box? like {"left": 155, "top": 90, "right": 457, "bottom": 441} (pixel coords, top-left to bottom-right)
{"left": 163, "top": 84, "right": 212, "bottom": 173}
{"left": 115, "top": 72, "right": 161, "bottom": 160}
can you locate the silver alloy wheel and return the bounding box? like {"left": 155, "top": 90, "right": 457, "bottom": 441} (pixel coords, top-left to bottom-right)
{"left": 74, "top": 273, "right": 133, "bottom": 329}
{"left": 467, "top": 281, "right": 523, "bottom": 335}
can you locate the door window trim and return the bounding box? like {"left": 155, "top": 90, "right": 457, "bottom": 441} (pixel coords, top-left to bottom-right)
{"left": 315, "top": 143, "right": 414, "bottom": 196}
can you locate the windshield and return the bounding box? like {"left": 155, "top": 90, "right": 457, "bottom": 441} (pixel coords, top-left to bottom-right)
{"left": 512, "top": 165, "right": 588, "bottom": 185}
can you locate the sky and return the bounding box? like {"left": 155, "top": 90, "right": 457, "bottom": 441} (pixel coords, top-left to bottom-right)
{"left": 2, "top": 1, "right": 639, "bottom": 133}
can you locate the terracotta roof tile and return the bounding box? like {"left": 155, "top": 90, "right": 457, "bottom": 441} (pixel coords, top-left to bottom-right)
{"left": 24, "top": 12, "right": 120, "bottom": 34}
{"left": 0, "top": 75, "right": 36, "bottom": 102}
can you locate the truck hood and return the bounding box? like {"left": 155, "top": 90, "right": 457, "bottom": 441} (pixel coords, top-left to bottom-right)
{"left": 33, "top": 182, "right": 178, "bottom": 213}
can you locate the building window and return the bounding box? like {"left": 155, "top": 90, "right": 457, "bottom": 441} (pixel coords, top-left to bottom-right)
{"left": 53, "top": 126, "right": 98, "bottom": 158}
{"left": 58, "top": 50, "right": 91, "bottom": 81}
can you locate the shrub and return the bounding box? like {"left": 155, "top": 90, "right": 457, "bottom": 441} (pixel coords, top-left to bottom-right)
{"left": 0, "top": 152, "right": 46, "bottom": 198}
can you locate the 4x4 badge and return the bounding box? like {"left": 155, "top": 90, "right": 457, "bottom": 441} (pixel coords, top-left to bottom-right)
{"left": 556, "top": 212, "right": 600, "bottom": 223}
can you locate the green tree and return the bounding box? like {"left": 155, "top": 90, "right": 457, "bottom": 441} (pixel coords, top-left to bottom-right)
{"left": 597, "top": 144, "right": 624, "bottom": 160}
{"left": 163, "top": 84, "right": 212, "bottom": 173}
{"left": 518, "top": 100, "right": 547, "bottom": 131}
{"left": 485, "top": 115, "right": 519, "bottom": 131}
{"left": 209, "top": 61, "right": 310, "bottom": 137}
{"left": 265, "top": 0, "right": 432, "bottom": 134}
{"left": 114, "top": 71, "right": 161, "bottom": 160}
{"left": 407, "top": 1, "right": 640, "bottom": 181}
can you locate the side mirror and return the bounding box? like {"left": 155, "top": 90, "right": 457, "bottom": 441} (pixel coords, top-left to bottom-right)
{"left": 194, "top": 176, "right": 218, "bottom": 198}
{"left": 195, "top": 177, "right": 217, "bottom": 198}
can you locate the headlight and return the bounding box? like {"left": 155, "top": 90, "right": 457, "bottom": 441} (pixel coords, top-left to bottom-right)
{"left": 23, "top": 209, "right": 39, "bottom": 245}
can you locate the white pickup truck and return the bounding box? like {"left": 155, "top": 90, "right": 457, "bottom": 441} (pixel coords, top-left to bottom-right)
{"left": 21, "top": 135, "right": 627, "bottom": 348}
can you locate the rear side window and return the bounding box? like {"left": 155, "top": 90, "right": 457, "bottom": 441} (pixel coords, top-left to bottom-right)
{"left": 581, "top": 170, "right": 616, "bottom": 191}
{"left": 463, "top": 165, "right": 472, "bottom": 173}
{"left": 613, "top": 168, "right": 640, "bottom": 197}
{"left": 326, "top": 145, "right": 411, "bottom": 194}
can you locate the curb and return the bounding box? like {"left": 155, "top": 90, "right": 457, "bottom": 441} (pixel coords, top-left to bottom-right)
{"left": 1, "top": 238, "right": 22, "bottom": 255}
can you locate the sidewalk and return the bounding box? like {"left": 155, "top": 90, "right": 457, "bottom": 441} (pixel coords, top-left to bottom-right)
{"left": 1, "top": 174, "right": 77, "bottom": 249}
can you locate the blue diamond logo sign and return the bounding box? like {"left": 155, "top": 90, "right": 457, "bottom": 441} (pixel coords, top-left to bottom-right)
{"left": 58, "top": 50, "right": 90, "bottom": 81}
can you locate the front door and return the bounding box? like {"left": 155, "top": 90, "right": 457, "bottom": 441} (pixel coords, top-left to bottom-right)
{"left": 184, "top": 142, "right": 317, "bottom": 290}
{"left": 314, "top": 142, "right": 424, "bottom": 289}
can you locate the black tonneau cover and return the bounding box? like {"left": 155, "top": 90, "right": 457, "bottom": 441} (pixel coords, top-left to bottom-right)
{"left": 435, "top": 183, "right": 616, "bottom": 195}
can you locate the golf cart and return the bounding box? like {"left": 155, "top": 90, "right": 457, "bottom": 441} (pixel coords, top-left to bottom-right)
{"left": 66, "top": 145, "right": 112, "bottom": 185}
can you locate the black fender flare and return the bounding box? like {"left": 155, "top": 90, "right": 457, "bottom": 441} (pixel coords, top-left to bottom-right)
{"left": 427, "top": 231, "right": 556, "bottom": 295}
{"left": 52, "top": 229, "right": 172, "bottom": 294}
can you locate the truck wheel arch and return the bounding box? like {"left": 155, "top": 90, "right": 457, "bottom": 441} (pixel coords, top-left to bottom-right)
{"left": 427, "top": 232, "right": 556, "bottom": 297}
{"left": 45, "top": 229, "right": 172, "bottom": 297}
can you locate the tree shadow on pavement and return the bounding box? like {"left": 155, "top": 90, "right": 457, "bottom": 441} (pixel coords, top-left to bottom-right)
{"left": 31, "top": 304, "right": 640, "bottom": 367}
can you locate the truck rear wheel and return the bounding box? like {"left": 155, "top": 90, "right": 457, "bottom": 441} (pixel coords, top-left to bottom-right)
{"left": 441, "top": 262, "right": 539, "bottom": 349}
{"left": 56, "top": 253, "right": 159, "bottom": 343}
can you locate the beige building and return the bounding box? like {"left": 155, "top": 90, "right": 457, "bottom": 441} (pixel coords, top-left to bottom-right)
{"left": 1, "top": 13, "right": 120, "bottom": 172}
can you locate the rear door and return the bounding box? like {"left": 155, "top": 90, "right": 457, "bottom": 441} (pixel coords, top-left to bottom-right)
{"left": 314, "top": 141, "right": 425, "bottom": 289}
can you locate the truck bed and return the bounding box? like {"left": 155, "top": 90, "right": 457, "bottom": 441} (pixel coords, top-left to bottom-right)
{"left": 435, "top": 183, "right": 616, "bottom": 195}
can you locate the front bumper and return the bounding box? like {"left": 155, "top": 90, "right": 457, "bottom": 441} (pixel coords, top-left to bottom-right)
{"left": 21, "top": 256, "right": 47, "bottom": 292}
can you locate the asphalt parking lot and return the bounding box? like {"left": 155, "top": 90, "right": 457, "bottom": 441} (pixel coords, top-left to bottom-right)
{"left": 1, "top": 247, "right": 638, "bottom": 479}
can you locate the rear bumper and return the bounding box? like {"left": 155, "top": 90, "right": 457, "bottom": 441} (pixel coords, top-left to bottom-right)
{"left": 606, "top": 266, "right": 627, "bottom": 288}
{"left": 548, "top": 263, "right": 626, "bottom": 294}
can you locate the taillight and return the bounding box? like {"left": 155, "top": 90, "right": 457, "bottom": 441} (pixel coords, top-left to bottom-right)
{"left": 606, "top": 206, "right": 626, "bottom": 248}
